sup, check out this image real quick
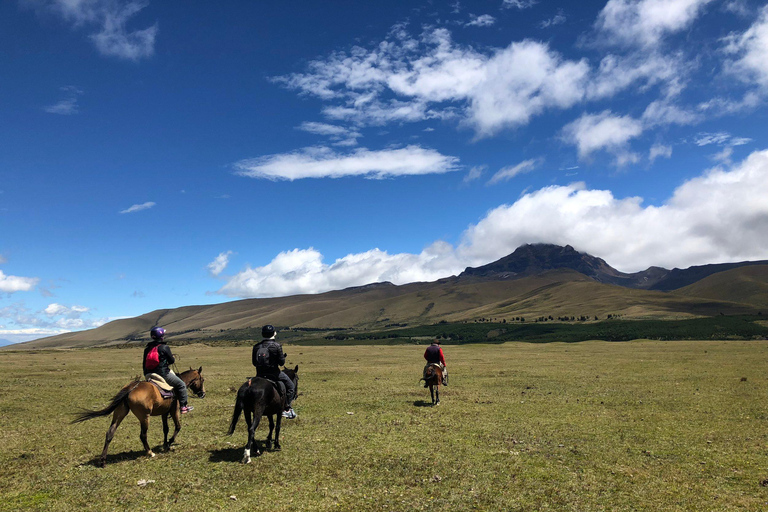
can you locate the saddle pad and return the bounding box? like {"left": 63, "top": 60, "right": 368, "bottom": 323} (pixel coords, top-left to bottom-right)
{"left": 250, "top": 376, "right": 285, "bottom": 399}
{"left": 145, "top": 373, "right": 174, "bottom": 391}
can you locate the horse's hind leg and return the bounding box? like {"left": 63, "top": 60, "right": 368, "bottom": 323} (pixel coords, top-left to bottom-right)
{"left": 137, "top": 412, "right": 154, "bottom": 459}
{"left": 99, "top": 402, "right": 129, "bottom": 467}
{"left": 242, "top": 407, "right": 256, "bottom": 463}
{"left": 435, "top": 385, "right": 440, "bottom": 406}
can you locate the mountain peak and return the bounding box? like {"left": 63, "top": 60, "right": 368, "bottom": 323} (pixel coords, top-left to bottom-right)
{"left": 460, "top": 243, "right": 618, "bottom": 281}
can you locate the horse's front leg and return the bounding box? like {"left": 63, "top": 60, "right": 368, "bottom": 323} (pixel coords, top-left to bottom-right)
{"left": 167, "top": 402, "right": 182, "bottom": 447}
{"left": 266, "top": 415, "right": 274, "bottom": 452}
{"left": 274, "top": 414, "right": 282, "bottom": 451}
{"left": 162, "top": 413, "right": 170, "bottom": 450}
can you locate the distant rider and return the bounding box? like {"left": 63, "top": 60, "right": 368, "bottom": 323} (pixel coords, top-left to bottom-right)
{"left": 252, "top": 325, "right": 296, "bottom": 419}
{"left": 423, "top": 339, "right": 448, "bottom": 386}
{"left": 143, "top": 326, "right": 193, "bottom": 414}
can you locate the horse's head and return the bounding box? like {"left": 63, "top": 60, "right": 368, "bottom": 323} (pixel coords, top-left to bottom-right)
{"left": 283, "top": 365, "right": 299, "bottom": 397}
{"left": 183, "top": 366, "right": 206, "bottom": 398}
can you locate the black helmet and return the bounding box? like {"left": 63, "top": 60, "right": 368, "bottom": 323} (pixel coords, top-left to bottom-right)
{"left": 262, "top": 324, "right": 276, "bottom": 338}
{"left": 150, "top": 326, "right": 166, "bottom": 340}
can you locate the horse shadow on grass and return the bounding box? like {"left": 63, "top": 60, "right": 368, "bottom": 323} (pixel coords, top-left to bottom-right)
{"left": 208, "top": 446, "right": 243, "bottom": 463}
{"left": 208, "top": 441, "right": 275, "bottom": 463}
{"left": 413, "top": 400, "right": 434, "bottom": 407}
{"left": 85, "top": 449, "right": 148, "bottom": 467}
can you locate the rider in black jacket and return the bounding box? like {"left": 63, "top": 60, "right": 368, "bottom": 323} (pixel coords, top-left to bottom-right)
{"left": 252, "top": 325, "right": 296, "bottom": 419}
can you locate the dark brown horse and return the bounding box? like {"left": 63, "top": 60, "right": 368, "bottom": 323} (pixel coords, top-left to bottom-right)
{"left": 228, "top": 366, "right": 298, "bottom": 463}
{"left": 421, "top": 364, "right": 443, "bottom": 406}
{"left": 72, "top": 367, "right": 206, "bottom": 467}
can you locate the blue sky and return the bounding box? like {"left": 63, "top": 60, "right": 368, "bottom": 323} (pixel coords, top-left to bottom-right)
{"left": 3, "top": 0, "right": 768, "bottom": 343}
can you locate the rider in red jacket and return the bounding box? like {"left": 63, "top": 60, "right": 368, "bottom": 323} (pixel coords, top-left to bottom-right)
{"left": 423, "top": 339, "right": 448, "bottom": 386}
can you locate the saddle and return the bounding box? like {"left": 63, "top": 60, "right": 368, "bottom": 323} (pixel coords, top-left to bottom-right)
{"left": 145, "top": 373, "right": 175, "bottom": 399}
{"left": 250, "top": 376, "right": 287, "bottom": 402}
{"left": 423, "top": 363, "right": 443, "bottom": 380}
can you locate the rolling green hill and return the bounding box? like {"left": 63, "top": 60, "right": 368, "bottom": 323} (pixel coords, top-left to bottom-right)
{"left": 14, "top": 267, "right": 763, "bottom": 349}
{"left": 671, "top": 264, "right": 768, "bottom": 308}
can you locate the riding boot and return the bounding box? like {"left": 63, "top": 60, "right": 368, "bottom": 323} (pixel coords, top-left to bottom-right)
{"left": 443, "top": 374, "right": 448, "bottom": 386}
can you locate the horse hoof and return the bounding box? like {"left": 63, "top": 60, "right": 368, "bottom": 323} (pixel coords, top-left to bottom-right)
{"left": 148, "top": 451, "right": 155, "bottom": 458}
{"left": 274, "top": 444, "right": 281, "bottom": 451}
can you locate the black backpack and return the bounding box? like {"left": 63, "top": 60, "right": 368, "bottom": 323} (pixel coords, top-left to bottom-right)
{"left": 255, "top": 343, "right": 271, "bottom": 367}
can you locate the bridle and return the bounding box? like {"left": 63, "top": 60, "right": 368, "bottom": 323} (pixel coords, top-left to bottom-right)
{"left": 185, "top": 371, "right": 206, "bottom": 398}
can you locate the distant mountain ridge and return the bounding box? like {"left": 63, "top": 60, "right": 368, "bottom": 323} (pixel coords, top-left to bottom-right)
{"left": 10, "top": 244, "right": 768, "bottom": 349}
{"left": 460, "top": 243, "right": 768, "bottom": 291}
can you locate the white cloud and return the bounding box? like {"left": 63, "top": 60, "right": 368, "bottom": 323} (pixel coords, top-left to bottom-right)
{"left": 487, "top": 158, "right": 541, "bottom": 185}
{"left": 234, "top": 145, "right": 460, "bottom": 181}
{"left": 297, "top": 121, "right": 361, "bottom": 146}
{"left": 0, "top": 301, "right": 109, "bottom": 342}
{"left": 694, "top": 132, "right": 751, "bottom": 147}
{"left": 465, "top": 40, "right": 589, "bottom": 136}
{"left": 642, "top": 99, "right": 701, "bottom": 126}
{"left": 0, "top": 270, "right": 39, "bottom": 293}
{"left": 119, "top": 201, "right": 155, "bottom": 213}
{"left": 695, "top": 132, "right": 731, "bottom": 146}
{"left": 43, "top": 86, "right": 83, "bottom": 115}
{"left": 217, "top": 243, "right": 464, "bottom": 298}
{"left": 463, "top": 165, "right": 486, "bottom": 183}
{"left": 28, "top": 0, "right": 157, "bottom": 60}
{"left": 0, "top": 328, "right": 69, "bottom": 344}
{"left": 596, "top": 0, "right": 715, "bottom": 48}
{"left": 723, "top": 1, "right": 750, "bottom": 17}
{"left": 540, "top": 11, "right": 566, "bottom": 29}
{"left": 276, "top": 21, "right": 702, "bottom": 141}
{"left": 217, "top": 148, "right": 768, "bottom": 297}
{"left": 712, "top": 146, "right": 734, "bottom": 164}
{"left": 277, "top": 28, "right": 590, "bottom": 137}
{"left": 503, "top": 0, "right": 537, "bottom": 9}
{"left": 649, "top": 143, "right": 673, "bottom": 162}
{"left": 722, "top": 6, "right": 768, "bottom": 89}
{"left": 460, "top": 148, "right": 768, "bottom": 272}
{"left": 43, "top": 303, "right": 89, "bottom": 318}
{"left": 588, "top": 52, "right": 689, "bottom": 101}
{"left": 207, "top": 251, "right": 233, "bottom": 277}
{"left": 562, "top": 111, "right": 643, "bottom": 160}
{"left": 466, "top": 14, "right": 495, "bottom": 27}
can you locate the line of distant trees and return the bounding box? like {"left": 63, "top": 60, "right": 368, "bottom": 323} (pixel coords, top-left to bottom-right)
{"left": 468, "top": 314, "right": 624, "bottom": 323}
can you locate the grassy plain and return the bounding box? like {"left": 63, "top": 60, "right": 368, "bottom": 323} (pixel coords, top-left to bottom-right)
{"left": 1, "top": 341, "right": 767, "bottom": 511}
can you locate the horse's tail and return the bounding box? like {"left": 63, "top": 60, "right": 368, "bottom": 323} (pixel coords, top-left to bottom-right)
{"left": 227, "top": 382, "right": 249, "bottom": 435}
{"left": 71, "top": 379, "right": 141, "bottom": 424}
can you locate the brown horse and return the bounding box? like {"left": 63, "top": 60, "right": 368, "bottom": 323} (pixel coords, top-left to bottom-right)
{"left": 228, "top": 366, "right": 298, "bottom": 463}
{"left": 421, "top": 364, "right": 443, "bottom": 406}
{"left": 72, "top": 367, "right": 206, "bottom": 467}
